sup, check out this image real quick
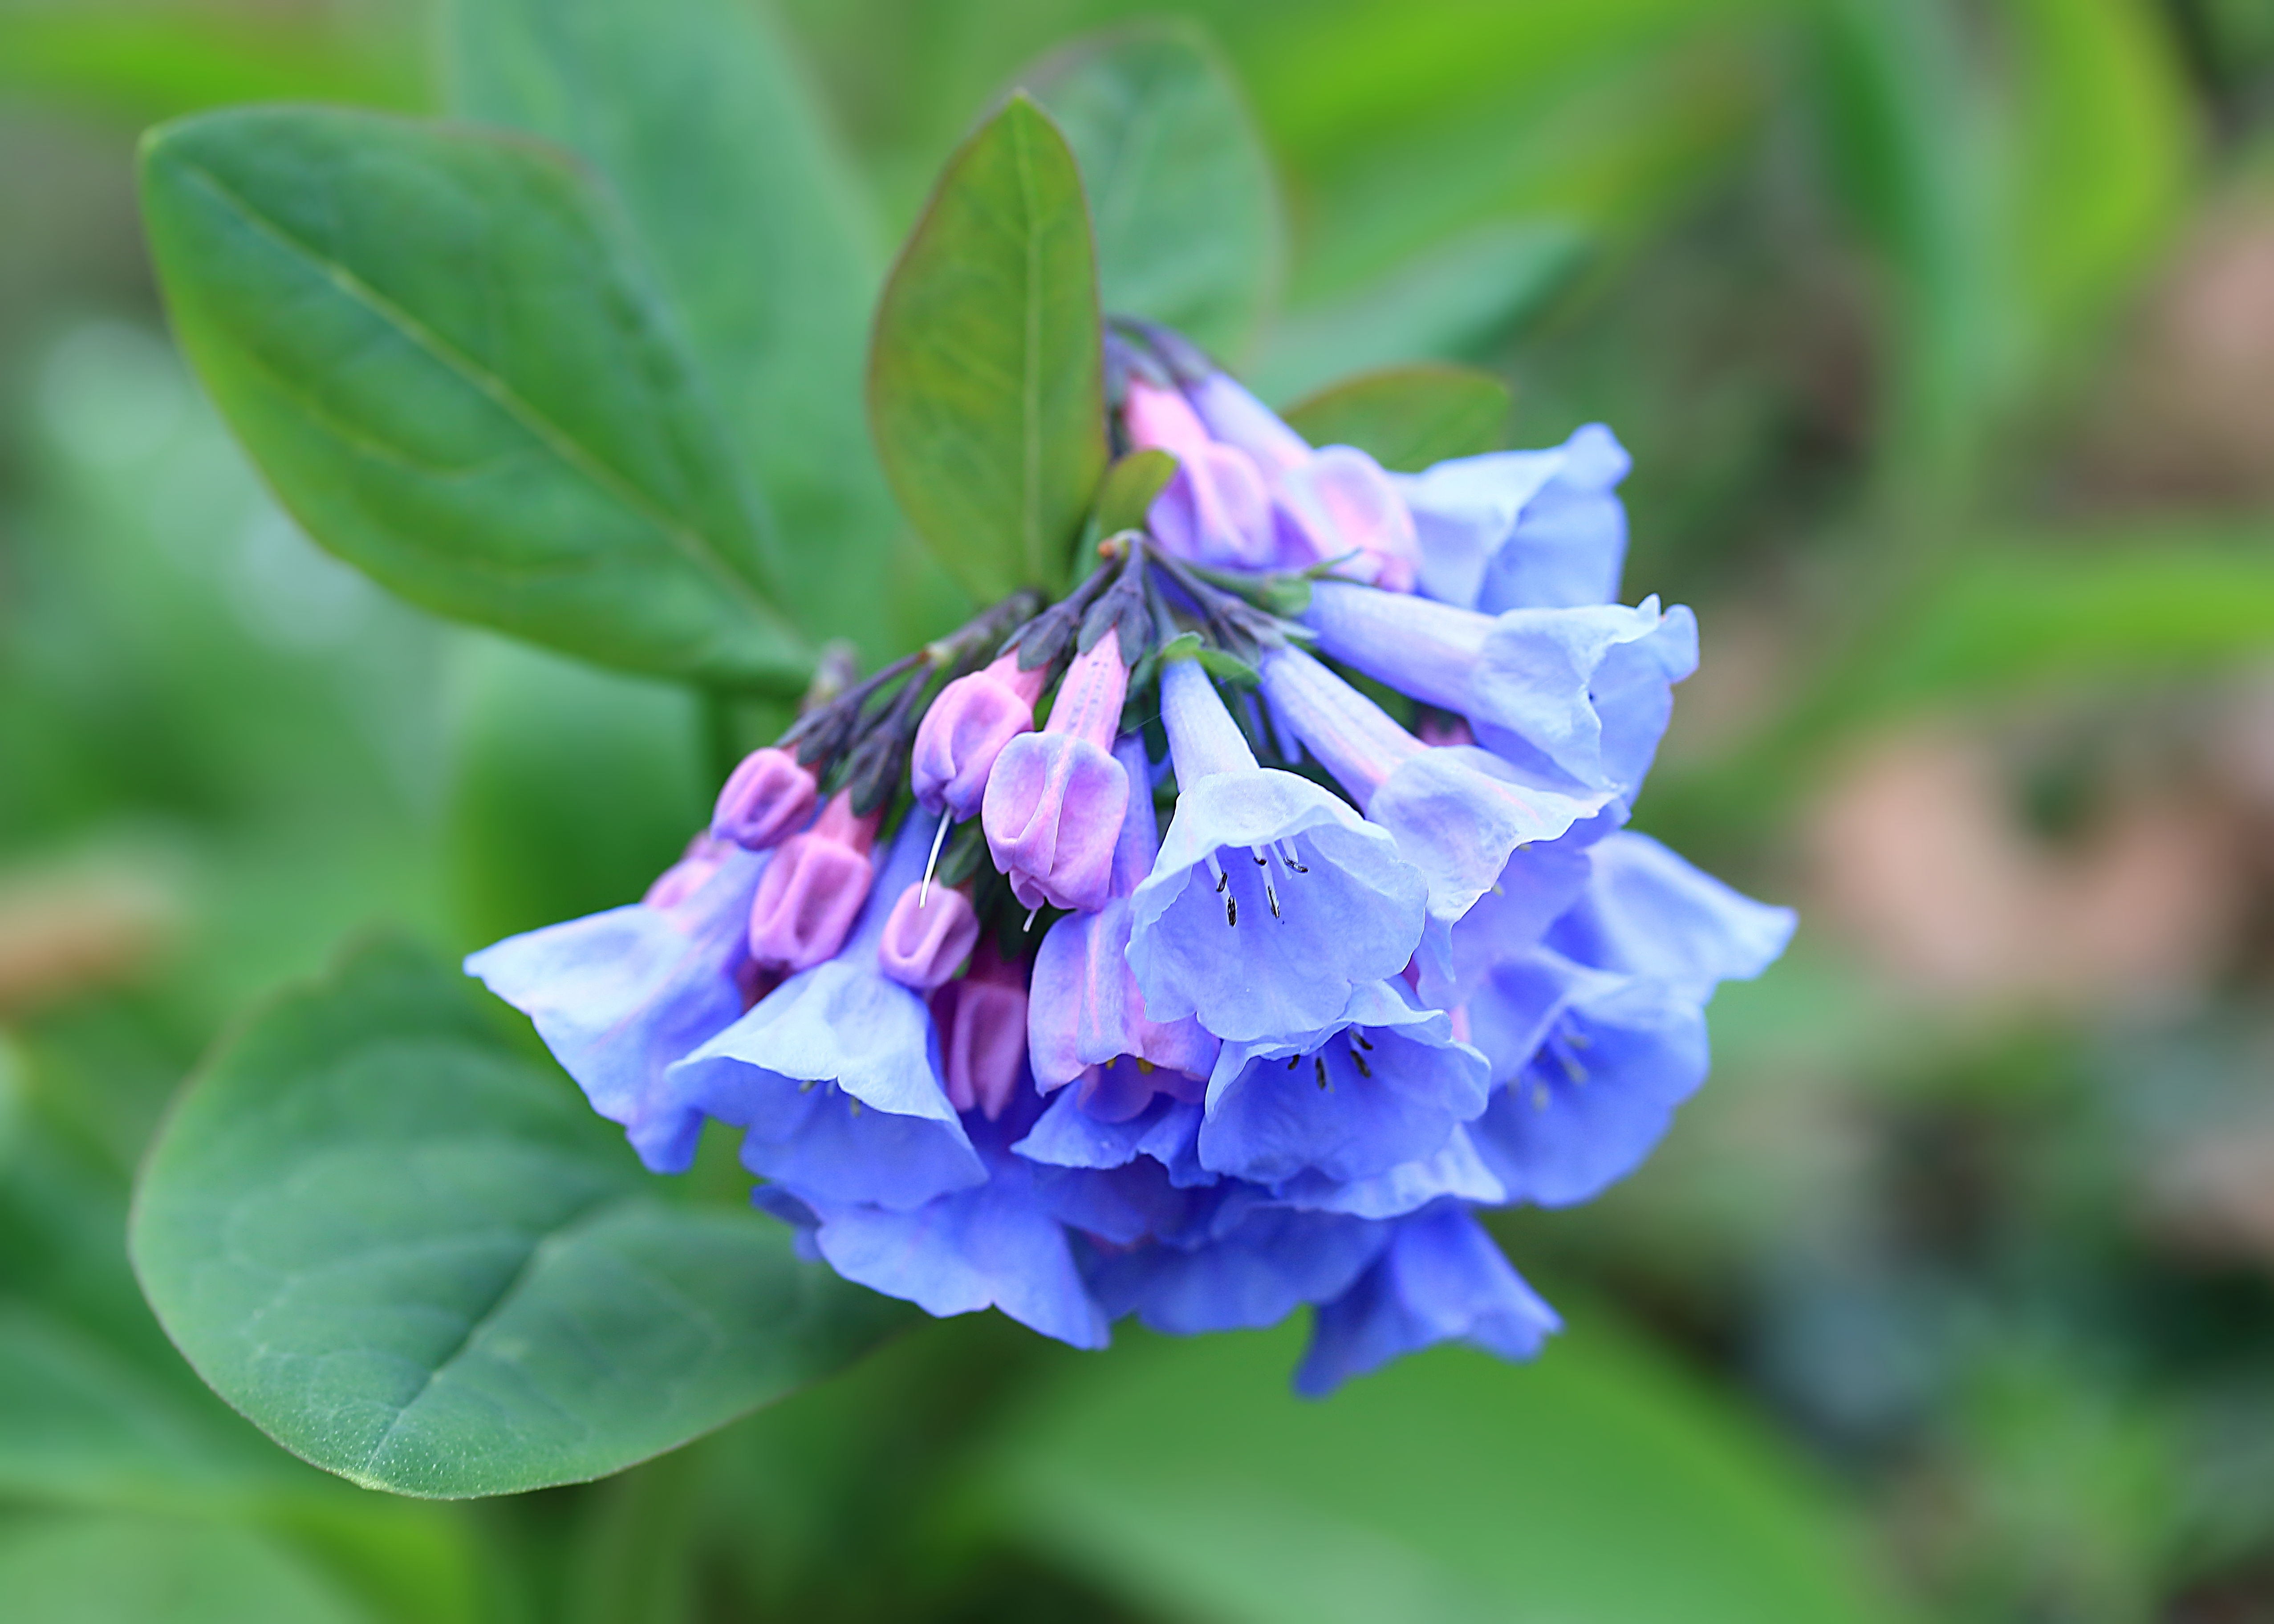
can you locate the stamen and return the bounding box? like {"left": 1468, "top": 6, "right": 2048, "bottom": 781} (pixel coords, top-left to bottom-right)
{"left": 1532, "top": 1082, "right": 1550, "bottom": 1112}
{"left": 1314, "top": 1055, "right": 1329, "bottom": 1090}
{"left": 798, "top": 1080, "right": 816, "bottom": 1093}
{"left": 1266, "top": 881, "right": 1281, "bottom": 919}
{"left": 1226, "top": 894, "right": 1238, "bottom": 927}
{"left": 1136, "top": 1058, "right": 1154, "bottom": 1074}
{"left": 848, "top": 1097, "right": 863, "bottom": 1117}
{"left": 1350, "top": 1044, "right": 1372, "bottom": 1079}
{"left": 919, "top": 812, "right": 951, "bottom": 907}
{"left": 1276, "top": 840, "right": 1308, "bottom": 874}
{"left": 1287, "top": 1054, "right": 1301, "bottom": 1070}
{"left": 1206, "top": 852, "right": 1227, "bottom": 891}
{"left": 1024, "top": 905, "right": 1041, "bottom": 932}
{"left": 1353, "top": 1032, "right": 1373, "bottom": 1051}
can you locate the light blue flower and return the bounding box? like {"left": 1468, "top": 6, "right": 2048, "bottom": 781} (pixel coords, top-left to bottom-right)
{"left": 1303, "top": 580, "right": 1697, "bottom": 801}
{"left": 1255, "top": 643, "right": 1610, "bottom": 974}
{"left": 1084, "top": 1204, "right": 1393, "bottom": 1336}
{"left": 1199, "top": 979, "right": 1490, "bottom": 1186}
{"left": 1462, "top": 832, "right": 1795, "bottom": 1206}
{"left": 1389, "top": 424, "right": 1631, "bottom": 610}
{"left": 1296, "top": 1203, "right": 1561, "bottom": 1396}
{"left": 1127, "top": 658, "right": 1428, "bottom": 1044}
{"left": 757, "top": 1093, "right": 1111, "bottom": 1350}
{"left": 662, "top": 812, "right": 985, "bottom": 1210}
{"left": 464, "top": 836, "right": 767, "bottom": 1173}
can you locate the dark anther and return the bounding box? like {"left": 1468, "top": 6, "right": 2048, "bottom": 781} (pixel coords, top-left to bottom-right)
{"left": 1314, "top": 1055, "right": 1329, "bottom": 1090}
{"left": 1351, "top": 1046, "right": 1372, "bottom": 1079}
{"left": 1226, "top": 895, "right": 1239, "bottom": 927}
{"left": 1354, "top": 1033, "right": 1373, "bottom": 1051}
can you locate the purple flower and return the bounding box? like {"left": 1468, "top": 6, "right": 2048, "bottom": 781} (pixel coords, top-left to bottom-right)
{"left": 1029, "top": 733, "right": 1219, "bottom": 1121}
{"left": 1303, "top": 580, "right": 1698, "bottom": 801}
{"left": 747, "top": 790, "right": 881, "bottom": 971}
{"left": 1462, "top": 832, "right": 1795, "bottom": 1206}
{"left": 711, "top": 746, "right": 819, "bottom": 850}
{"left": 1183, "top": 372, "right": 1419, "bottom": 589}
{"left": 662, "top": 812, "right": 984, "bottom": 1210}
{"left": 1389, "top": 424, "right": 1632, "bottom": 611}
{"left": 1085, "top": 1202, "right": 1393, "bottom": 1335}
{"left": 1199, "top": 979, "right": 1490, "bottom": 1186}
{"left": 1296, "top": 1203, "right": 1559, "bottom": 1397}
{"left": 1126, "top": 658, "right": 1428, "bottom": 1044}
{"left": 463, "top": 833, "right": 766, "bottom": 1173}
{"left": 983, "top": 626, "right": 1132, "bottom": 912}
{"left": 1124, "top": 379, "right": 1277, "bottom": 570}
{"left": 910, "top": 652, "right": 1048, "bottom": 820}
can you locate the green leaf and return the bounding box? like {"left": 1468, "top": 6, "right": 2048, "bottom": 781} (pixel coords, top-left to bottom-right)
{"left": 443, "top": 0, "right": 942, "bottom": 661}
{"left": 138, "top": 106, "right": 811, "bottom": 690}
{"left": 1025, "top": 20, "right": 1282, "bottom": 357}
{"left": 987, "top": 1318, "right": 1902, "bottom": 1624}
{"left": 130, "top": 936, "right": 910, "bottom": 1498}
{"left": 869, "top": 93, "right": 1109, "bottom": 603}
{"left": 1281, "top": 364, "right": 1510, "bottom": 472}
{"left": 1252, "top": 223, "right": 1585, "bottom": 402}
{"left": 1093, "top": 448, "right": 1178, "bottom": 537}
{"left": 0, "top": 1514, "right": 375, "bottom": 1624}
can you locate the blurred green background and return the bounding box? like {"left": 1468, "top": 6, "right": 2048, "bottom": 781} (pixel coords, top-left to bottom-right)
{"left": 6, "top": 0, "right": 2274, "bottom": 1619}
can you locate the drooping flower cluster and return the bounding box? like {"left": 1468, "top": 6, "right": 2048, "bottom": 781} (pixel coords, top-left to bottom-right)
{"left": 467, "top": 321, "right": 1793, "bottom": 1393}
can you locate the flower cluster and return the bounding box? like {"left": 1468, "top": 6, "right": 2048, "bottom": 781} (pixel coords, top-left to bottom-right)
{"left": 467, "top": 323, "right": 1793, "bottom": 1393}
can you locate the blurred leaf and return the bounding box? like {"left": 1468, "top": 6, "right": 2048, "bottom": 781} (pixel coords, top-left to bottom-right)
{"left": 869, "top": 93, "right": 1108, "bottom": 601}
{"left": 1807, "top": 0, "right": 2003, "bottom": 469}
{"left": 130, "top": 936, "right": 912, "bottom": 1498}
{"left": 443, "top": 634, "right": 708, "bottom": 951}
{"left": 0, "top": 7, "right": 422, "bottom": 121}
{"left": 2002, "top": 0, "right": 2194, "bottom": 345}
{"left": 1857, "top": 532, "right": 2274, "bottom": 714}
{"left": 139, "top": 106, "right": 811, "bottom": 690}
{"left": 1025, "top": 20, "right": 1283, "bottom": 357}
{"left": 1281, "top": 363, "right": 1511, "bottom": 471}
{"left": 1094, "top": 448, "right": 1178, "bottom": 536}
{"left": 987, "top": 1318, "right": 1900, "bottom": 1624}
{"left": 443, "top": 0, "right": 942, "bottom": 662}
{"left": 1252, "top": 223, "right": 1585, "bottom": 402}
{"left": 0, "top": 1514, "right": 374, "bottom": 1624}
{"left": 0, "top": 1303, "right": 294, "bottom": 1508}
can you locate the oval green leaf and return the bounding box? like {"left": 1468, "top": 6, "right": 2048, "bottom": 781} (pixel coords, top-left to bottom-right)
{"left": 139, "top": 106, "right": 810, "bottom": 690}
{"left": 1281, "top": 363, "right": 1511, "bottom": 473}
{"left": 868, "top": 93, "right": 1108, "bottom": 603}
{"left": 129, "top": 936, "right": 910, "bottom": 1498}
{"left": 443, "top": 0, "right": 947, "bottom": 660}
{"left": 1025, "top": 20, "right": 1283, "bottom": 357}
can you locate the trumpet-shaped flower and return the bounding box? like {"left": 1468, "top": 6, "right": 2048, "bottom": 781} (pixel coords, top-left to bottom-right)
{"left": 1462, "top": 833, "right": 1795, "bottom": 1206}
{"left": 984, "top": 627, "right": 1132, "bottom": 912}
{"left": 1183, "top": 372, "right": 1419, "bottom": 589}
{"left": 1127, "top": 658, "right": 1427, "bottom": 1044}
{"left": 464, "top": 834, "right": 766, "bottom": 1173}
{"left": 1303, "top": 580, "right": 1697, "bottom": 800}
{"left": 759, "top": 1089, "right": 1109, "bottom": 1349}
{"left": 1389, "top": 425, "right": 1631, "bottom": 611}
{"left": 663, "top": 812, "right": 983, "bottom": 1210}
{"left": 1295, "top": 1203, "right": 1559, "bottom": 1396}
{"left": 1256, "top": 643, "right": 1608, "bottom": 941}
{"left": 1199, "top": 980, "right": 1490, "bottom": 1186}
{"left": 1123, "top": 379, "right": 1277, "bottom": 570}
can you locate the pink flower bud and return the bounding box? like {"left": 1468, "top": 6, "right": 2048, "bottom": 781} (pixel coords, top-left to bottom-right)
{"left": 877, "top": 880, "right": 980, "bottom": 991}
{"left": 711, "top": 747, "right": 819, "bottom": 849}
{"left": 910, "top": 654, "right": 1048, "bottom": 819}
{"left": 940, "top": 943, "right": 1029, "bottom": 1121}
{"left": 983, "top": 628, "right": 1132, "bottom": 913}
{"left": 746, "top": 792, "right": 880, "bottom": 971}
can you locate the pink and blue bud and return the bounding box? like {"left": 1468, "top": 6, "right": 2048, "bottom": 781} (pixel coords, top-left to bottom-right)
{"left": 983, "top": 625, "right": 1133, "bottom": 912}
